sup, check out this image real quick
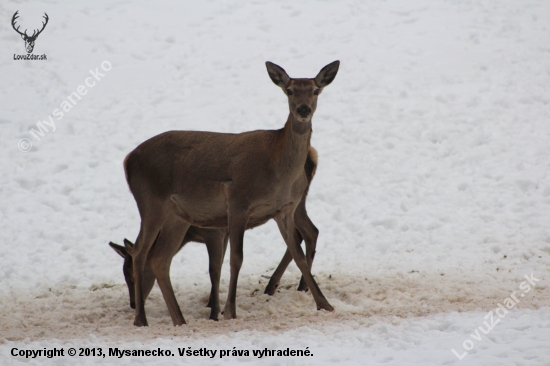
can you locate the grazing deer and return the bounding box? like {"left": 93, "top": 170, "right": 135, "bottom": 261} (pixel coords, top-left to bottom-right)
{"left": 110, "top": 231, "right": 227, "bottom": 321}
{"left": 111, "top": 147, "right": 320, "bottom": 320}
{"left": 11, "top": 11, "right": 49, "bottom": 54}
{"left": 125, "top": 61, "right": 339, "bottom": 326}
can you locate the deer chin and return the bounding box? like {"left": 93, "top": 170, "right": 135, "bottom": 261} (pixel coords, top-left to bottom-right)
{"left": 293, "top": 115, "right": 312, "bottom": 123}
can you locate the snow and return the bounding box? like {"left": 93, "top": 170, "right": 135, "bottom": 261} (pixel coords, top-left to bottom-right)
{"left": 1, "top": 0, "right": 550, "bottom": 364}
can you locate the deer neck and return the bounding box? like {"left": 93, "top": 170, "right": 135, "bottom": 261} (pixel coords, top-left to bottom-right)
{"left": 276, "top": 114, "right": 311, "bottom": 175}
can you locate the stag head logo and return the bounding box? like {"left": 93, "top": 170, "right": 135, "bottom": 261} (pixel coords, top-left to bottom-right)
{"left": 12, "top": 11, "right": 49, "bottom": 54}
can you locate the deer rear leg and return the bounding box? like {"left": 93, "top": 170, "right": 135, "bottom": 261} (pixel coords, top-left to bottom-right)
{"left": 133, "top": 216, "right": 166, "bottom": 327}
{"left": 264, "top": 232, "right": 301, "bottom": 295}
{"left": 149, "top": 217, "right": 190, "bottom": 326}
{"left": 265, "top": 209, "right": 318, "bottom": 295}
{"left": 223, "top": 211, "right": 248, "bottom": 320}
{"left": 135, "top": 264, "right": 156, "bottom": 309}
{"left": 295, "top": 212, "right": 319, "bottom": 292}
{"left": 204, "top": 230, "right": 226, "bottom": 321}
{"left": 274, "top": 210, "right": 333, "bottom": 312}
{"left": 141, "top": 239, "right": 160, "bottom": 307}
{"left": 122, "top": 241, "right": 159, "bottom": 310}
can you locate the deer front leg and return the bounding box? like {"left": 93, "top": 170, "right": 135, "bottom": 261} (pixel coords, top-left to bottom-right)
{"left": 274, "top": 209, "right": 333, "bottom": 312}
{"left": 223, "top": 211, "right": 248, "bottom": 320}
{"left": 203, "top": 230, "right": 227, "bottom": 321}
{"left": 149, "top": 217, "right": 190, "bottom": 326}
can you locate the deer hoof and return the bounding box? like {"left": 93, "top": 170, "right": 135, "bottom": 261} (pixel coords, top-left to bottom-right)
{"left": 297, "top": 279, "right": 309, "bottom": 292}
{"left": 173, "top": 319, "right": 186, "bottom": 326}
{"left": 223, "top": 305, "right": 237, "bottom": 320}
{"left": 317, "top": 302, "right": 334, "bottom": 312}
{"left": 133, "top": 317, "right": 149, "bottom": 327}
{"left": 264, "top": 283, "right": 279, "bottom": 296}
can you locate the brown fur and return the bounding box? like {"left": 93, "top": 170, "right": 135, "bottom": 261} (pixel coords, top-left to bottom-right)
{"left": 125, "top": 61, "right": 339, "bottom": 326}
{"left": 307, "top": 146, "right": 318, "bottom": 179}
{"left": 123, "top": 153, "right": 131, "bottom": 192}
{"left": 111, "top": 151, "right": 320, "bottom": 312}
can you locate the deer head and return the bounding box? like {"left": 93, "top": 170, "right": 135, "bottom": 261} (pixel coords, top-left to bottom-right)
{"left": 12, "top": 11, "right": 49, "bottom": 54}
{"left": 109, "top": 240, "right": 137, "bottom": 309}
{"left": 266, "top": 61, "right": 340, "bottom": 123}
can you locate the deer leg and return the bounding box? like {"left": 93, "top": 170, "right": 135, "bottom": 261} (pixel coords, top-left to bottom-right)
{"left": 294, "top": 209, "right": 318, "bottom": 292}
{"left": 223, "top": 211, "right": 248, "bottom": 320}
{"left": 274, "top": 210, "right": 333, "bottom": 312}
{"left": 133, "top": 264, "right": 156, "bottom": 309}
{"left": 210, "top": 232, "right": 229, "bottom": 308}
{"left": 205, "top": 234, "right": 225, "bottom": 309}
{"left": 203, "top": 230, "right": 226, "bottom": 321}
{"left": 203, "top": 235, "right": 225, "bottom": 309}
{"left": 265, "top": 201, "right": 318, "bottom": 294}
{"left": 221, "top": 231, "right": 229, "bottom": 260}
{"left": 149, "top": 217, "right": 190, "bottom": 326}
{"left": 133, "top": 214, "right": 166, "bottom": 327}
{"left": 127, "top": 236, "right": 167, "bottom": 309}
{"left": 143, "top": 260, "right": 158, "bottom": 300}
{"left": 264, "top": 232, "right": 301, "bottom": 295}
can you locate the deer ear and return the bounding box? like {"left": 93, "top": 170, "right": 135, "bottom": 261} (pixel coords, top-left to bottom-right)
{"left": 20, "top": 34, "right": 26, "bottom": 40}
{"left": 315, "top": 61, "right": 340, "bottom": 88}
{"left": 123, "top": 238, "right": 135, "bottom": 256}
{"left": 109, "top": 242, "right": 127, "bottom": 259}
{"left": 266, "top": 62, "right": 290, "bottom": 89}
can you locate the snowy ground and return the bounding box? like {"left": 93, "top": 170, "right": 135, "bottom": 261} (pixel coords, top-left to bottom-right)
{"left": 1, "top": 0, "right": 550, "bottom": 364}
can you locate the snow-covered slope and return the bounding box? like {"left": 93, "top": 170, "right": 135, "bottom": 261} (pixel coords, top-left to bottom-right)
{"left": 1, "top": 0, "right": 549, "bottom": 364}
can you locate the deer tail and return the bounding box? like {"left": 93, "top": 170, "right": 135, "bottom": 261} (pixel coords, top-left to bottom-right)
{"left": 123, "top": 152, "right": 132, "bottom": 193}
{"left": 305, "top": 146, "right": 318, "bottom": 183}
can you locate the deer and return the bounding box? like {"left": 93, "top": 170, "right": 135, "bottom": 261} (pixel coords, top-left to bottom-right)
{"left": 111, "top": 146, "right": 320, "bottom": 320}
{"left": 110, "top": 232, "right": 227, "bottom": 321}
{"left": 11, "top": 11, "right": 49, "bottom": 54}
{"left": 124, "top": 60, "right": 339, "bottom": 326}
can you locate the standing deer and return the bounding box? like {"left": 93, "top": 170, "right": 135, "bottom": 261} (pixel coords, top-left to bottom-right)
{"left": 11, "top": 11, "right": 49, "bottom": 54}
{"left": 111, "top": 147, "right": 320, "bottom": 320}
{"left": 125, "top": 61, "right": 339, "bottom": 326}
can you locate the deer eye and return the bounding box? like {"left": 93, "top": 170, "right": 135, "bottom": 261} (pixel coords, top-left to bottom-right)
{"left": 313, "top": 89, "right": 320, "bottom": 95}
{"left": 286, "top": 89, "right": 293, "bottom": 95}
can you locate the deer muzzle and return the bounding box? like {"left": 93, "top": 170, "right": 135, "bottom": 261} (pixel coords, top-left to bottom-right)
{"left": 297, "top": 105, "right": 311, "bottom": 118}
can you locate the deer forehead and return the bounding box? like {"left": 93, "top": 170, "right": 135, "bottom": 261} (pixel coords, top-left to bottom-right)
{"left": 287, "top": 79, "right": 317, "bottom": 95}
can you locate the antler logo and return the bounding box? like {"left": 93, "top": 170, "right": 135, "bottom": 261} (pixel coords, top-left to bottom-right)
{"left": 11, "top": 11, "right": 49, "bottom": 54}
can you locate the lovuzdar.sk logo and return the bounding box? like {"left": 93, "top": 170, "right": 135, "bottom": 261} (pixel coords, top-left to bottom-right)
{"left": 12, "top": 10, "right": 48, "bottom": 61}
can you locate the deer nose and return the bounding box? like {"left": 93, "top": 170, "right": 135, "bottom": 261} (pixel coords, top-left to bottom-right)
{"left": 297, "top": 105, "right": 311, "bottom": 118}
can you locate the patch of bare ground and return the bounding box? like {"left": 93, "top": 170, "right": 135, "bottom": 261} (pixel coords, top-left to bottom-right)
{"left": 0, "top": 271, "right": 547, "bottom": 342}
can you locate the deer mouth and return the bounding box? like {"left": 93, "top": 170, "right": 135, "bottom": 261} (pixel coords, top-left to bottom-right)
{"left": 294, "top": 113, "right": 312, "bottom": 123}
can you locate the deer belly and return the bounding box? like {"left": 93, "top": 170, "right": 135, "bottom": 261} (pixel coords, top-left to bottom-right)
{"left": 170, "top": 193, "right": 228, "bottom": 228}
{"left": 246, "top": 204, "right": 277, "bottom": 228}
{"left": 246, "top": 200, "right": 296, "bottom": 227}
